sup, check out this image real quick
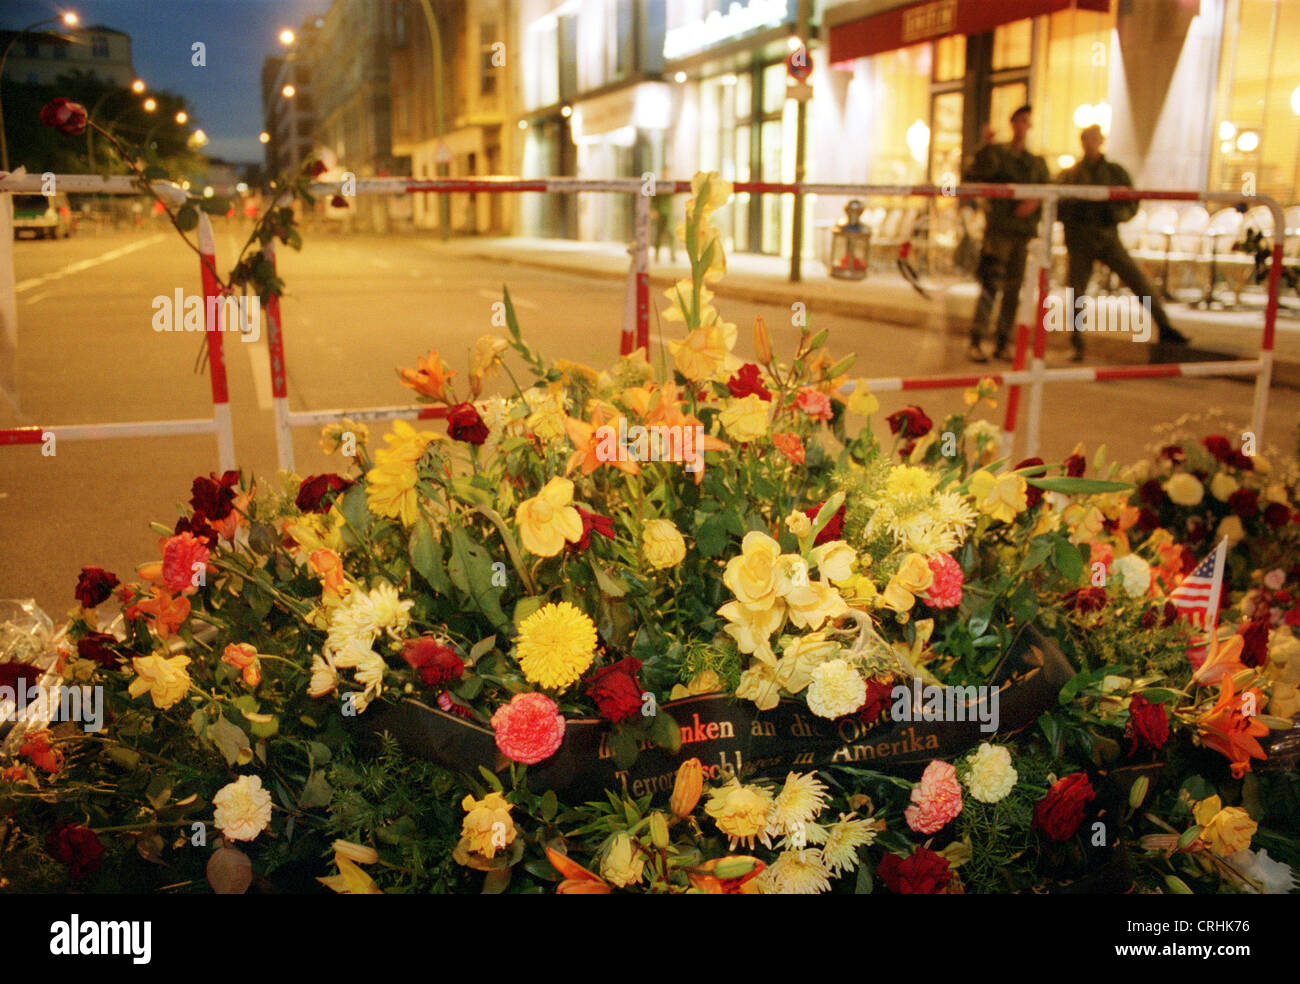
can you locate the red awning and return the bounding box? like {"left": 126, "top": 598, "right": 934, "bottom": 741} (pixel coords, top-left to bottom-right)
{"left": 828, "top": 0, "right": 1111, "bottom": 65}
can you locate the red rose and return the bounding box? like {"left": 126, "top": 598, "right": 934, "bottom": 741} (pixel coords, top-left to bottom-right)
{"left": 1228, "top": 488, "right": 1258, "bottom": 518}
{"left": 175, "top": 513, "right": 219, "bottom": 547}
{"left": 77, "top": 632, "right": 122, "bottom": 668}
{"left": 855, "top": 677, "right": 895, "bottom": 726}
{"left": 1063, "top": 586, "right": 1108, "bottom": 614}
{"left": 569, "top": 506, "right": 615, "bottom": 552}
{"left": 295, "top": 473, "right": 354, "bottom": 513}
{"left": 1064, "top": 452, "right": 1086, "bottom": 478}
{"left": 40, "top": 97, "right": 88, "bottom": 136}
{"left": 1137, "top": 480, "right": 1165, "bottom": 508}
{"left": 1238, "top": 620, "right": 1269, "bottom": 668}
{"left": 877, "top": 847, "right": 953, "bottom": 894}
{"left": 400, "top": 637, "right": 464, "bottom": 686}
{"left": 1228, "top": 451, "right": 1254, "bottom": 471}
{"left": 1159, "top": 444, "right": 1185, "bottom": 465}
{"left": 447, "top": 402, "right": 488, "bottom": 445}
{"left": 331, "top": 194, "right": 349, "bottom": 208}
{"left": 1015, "top": 458, "right": 1046, "bottom": 508}
{"left": 584, "top": 658, "right": 644, "bottom": 724}
{"left": 726, "top": 363, "right": 771, "bottom": 401}
{"left": 886, "top": 405, "right": 932, "bottom": 439}
{"left": 1185, "top": 517, "right": 1207, "bottom": 546}
{"left": 1125, "top": 694, "right": 1169, "bottom": 755}
{"left": 309, "top": 159, "right": 329, "bottom": 177}
{"left": 1202, "top": 435, "right": 1232, "bottom": 463}
{"left": 803, "top": 500, "right": 846, "bottom": 545}
{"left": 47, "top": 823, "right": 104, "bottom": 880}
{"left": 0, "top": 660, "right": 42, "bottom": 695}
{"left": 1162, "top": 601, "right": 1178, "bottom": 627}
{"left": 1137, "top": 507, "right": 1161, "bottom": 532}
{"left": 74, "top": 566, "right": 120, "bottom": 608}
{"left": 1140, "top": 608, "right": 1158, "bottom": 629}
{"left": 190, "top": 470, "right": 240, "bottom": 521}
{"left": 1264, "top": 502, "right": 1292, "bottom": 528}
{"left": 1032, "top": 772, "right": 1096, "bottom": 841}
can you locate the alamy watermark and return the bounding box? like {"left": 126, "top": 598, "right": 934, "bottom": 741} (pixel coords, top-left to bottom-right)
{"left": 1, "top": 683, "right": 104, "bottom": 732}
{"left": 890, "top": 677, "right": 999, "bottom": 733}
{"left": 1043, "top": 288, "right": 1153, "bottom": 343}
{"left": 594, "top": 418, "right": 705, "bottom": 474}
{"left": 151, "top": 290, "right": 261, "bottom": 343}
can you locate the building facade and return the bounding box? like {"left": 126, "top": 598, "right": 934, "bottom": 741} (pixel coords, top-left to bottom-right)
{"left": 2, "top": 24, "right": 134, "bottom": 87}
{"left": 260, "top": 19, "right": 320, "bottom": 178}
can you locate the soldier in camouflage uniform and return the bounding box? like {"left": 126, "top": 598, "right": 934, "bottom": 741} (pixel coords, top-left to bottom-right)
{"left": 963, "top": 105, "right": 1050, "bottom": 363}
{"left": 1057, "top": 125, "right": 1188, "bottom": 361}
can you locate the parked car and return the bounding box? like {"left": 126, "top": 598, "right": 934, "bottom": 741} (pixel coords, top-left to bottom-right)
{"left": 12, "top": 193, "right": 72, "bottom": 239}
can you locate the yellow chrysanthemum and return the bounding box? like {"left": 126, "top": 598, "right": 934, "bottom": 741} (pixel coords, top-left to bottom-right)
{"left": 515, "top": 601, "right": 597, "bottom": 691}
{"left": 821, "top": 814, "right": 880, "bottom": 876}
{"left": 705, "top": 779, "right": 774, "bottom": 848}
{"left": 886, "top": 465, "right": 938, "bottom": 499}
{"left": 757, "top": 849, "right": 832, "bottom": 895}
{"left": 765, "top": 772, "right": 829, "bottom": 843}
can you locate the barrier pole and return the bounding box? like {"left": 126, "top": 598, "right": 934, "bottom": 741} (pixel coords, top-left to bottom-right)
{"left": 0, "top": 191, "right": 16, "bottom": 414}
{"left": 1001, "top": 319, "right": 1031, "bottom": 459}
{"left": 197, "top": 213, "right": 234, "bottom": 472}
{"left": 263, "top": 237, "right": 296, "bottom": 473}
{"left": 1024, "top": 195, "right": 1055, "bottom": 458}
{"left": 634, "top": 186, "right": 651, "bottom": 354}
{"left": 1251, "top": 238, "right": 1282, "bottom": 440}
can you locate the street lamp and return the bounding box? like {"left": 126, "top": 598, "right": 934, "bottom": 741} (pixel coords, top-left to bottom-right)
{"left": 131, "top": 78, "right": 146, "bottom": 94}
{"left": 279, "top": 28, "right": 295, "bottom": 46}
{"left": 281, "top": 84, "right": 296, "bottom": 99}
{"left": 0, "top": 10, "right": 82, "bottom": 170}
{"left": 258, "top": 131, "right": 271, "bottom": 144}
{"left": 143, "top": 97, "right": 157, "bottom": 113}
{"left": 175, "top": 110, "right": 188, "bottom": 125}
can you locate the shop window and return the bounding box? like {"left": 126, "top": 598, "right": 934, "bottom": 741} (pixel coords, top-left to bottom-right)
{"left": 992, "top": 19, "right": 1032, "bottom": 71}
{"left": 762, "top": 62, "right": 785, "bottom": 116}
{"left": 1034, "top": 6, "right": 1114, "bottom": 172}
{"left": 934, "top": 35, "right": 964, "bottom": 83}
{"left": 92, "top": 34, "right": 110, "bottom": 58}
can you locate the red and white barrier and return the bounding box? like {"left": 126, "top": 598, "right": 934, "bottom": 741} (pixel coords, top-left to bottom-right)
{"left": 0, "top": 174, "right": 235, "bottom": 469}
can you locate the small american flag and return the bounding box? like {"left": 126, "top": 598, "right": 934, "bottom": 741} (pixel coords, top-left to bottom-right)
{"left": 1168, "top": 537, "right": 1228, "bottom": 635}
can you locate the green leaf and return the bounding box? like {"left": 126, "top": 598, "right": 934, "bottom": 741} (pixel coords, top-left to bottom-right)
{"left": 468, "top": 635, "right": 496, "bottom": 665}
{"left": 482, "top": 868, "right": 512, "bottom": 894}
{"left": 478, "top": 765, "right": 504, "bottom": 793}
{"left": 1052, "top": 537, "right": 1084, "bottom": 584}
{"left": 337, "top": 482, "right": 373, "bottom": 536}
{"left": 175, "top": 203, "right": 199, "bottom": 232}
{"left": 649, "top": 709, "right": 682, "bottom": 753}
{"left": 590, "top": 559, "right": 628, "bottom": 598}
{"left": 298, "top": 771, "right": 333, "bottom": 809}
{"left": 540, "top": 789, "right": 558, "bottom": 822}
{"left": 145, "top": 775, "right": 173, "bottom": 810}
{"left": 207, "top": 716, "right": 252, "bottom": 766}
{"left": 200, "top": 195, "right": 230, "bottom": 215}
{"left": 855, "top": 861, "right": 874, "bottom": 894}
{"left": 608, "top": 726, "right": 640, "bottom": 771}
{"left": 410, "top": 519, "right": 451, "bottom": 594}
{"left": 449, "top": 527, "right": 511, "bottom": 631}
{"left": 1017, "top": 536, "right": 1054, "bottom": 574}
{"left": 514, "top": 596, "right": 544, "bottom": 626}
{"left": 1026, "top": 477, "right": 1133, "bottom": 495}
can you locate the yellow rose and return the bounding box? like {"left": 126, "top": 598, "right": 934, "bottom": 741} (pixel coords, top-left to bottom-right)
{"left": 969, "top": 469, "right": 1028, "bottom": 524}
{"left": 736, "top": 662, "right": 781, "bottom": 711}
{"left": 515, "top": 476, "right": 583, "bottom": 557}
{"left": 667, "top": 324, "right": 727, "bottom": 381}
{"left": 719, "top": 394, "right": 771, "bottom": 443}
{"left": 600, "top": 832, "right": 645, "bottom": 888}
{"left": 785, "top": 580, "right": 850, "bottom": 630}
{"left": 128, "top": 653, "right": 192, "bottom": 709}
{"left": 848, "top": 381, "right": 879, "bottom": 417}
{"left": 1216, "top": 514, "right": 1246, "bottom": 549}
{"left": 718, "top": 600, "right": 784, "bottom": 661}
{"left": 705, "top": 779, "right": 773, "bottom": 847}
{"left": 1194, "top": 798, "right": 1257, "bottom": 856}
{"left": 1209, "top": 472, "right": 1239, "bottom": 502}
{"left": 458, "top": 791, "right": 516, "bottom": 860}
{"left": 212, "top": 774, "right": 274, "bottom": 841}
{"left": 882, "top": 552, "right": 934, "bottom": 613}
{"left": 812, "top": 541, "right": 856, "bottom": 584}
{"left": 1165, "top": 473, "right": 1204, "bottom": 507}
{"left": 785, "top": 510, "right": 813, "bottom": 538}
{"left": 723, "top": 532, "right": 787, "bottom": 611}
{"left": 642, "top": 519, "right": 687, "bottom": 570}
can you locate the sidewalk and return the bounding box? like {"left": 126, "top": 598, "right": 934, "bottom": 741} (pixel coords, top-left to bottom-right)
{"left": 441, "top": 235, "right": 1300, "bottom": 384}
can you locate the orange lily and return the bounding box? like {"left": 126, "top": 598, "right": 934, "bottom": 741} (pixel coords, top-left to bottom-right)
{"left": 686, "top": 856, "right": 766, "bottom": 894}
{"left": 641, "top": 382, "right": 728, "bottom": 484}
{"left": 545, "top": 846, "right": 612, "bottom": 894}
{"left": 398, "top": 350, "right": 456, "bottom": 403}
{"left": 1192, "top": 634, "right": 1247, "bottom": 687}
{"left": 127, "top": 586, "right": 191, "bottom": 638}
{"left": 1197, "top": 676, "right": 1269, "bottom": 778}
{"left": 564, "top": 407, "right": 640, "bottom": 477}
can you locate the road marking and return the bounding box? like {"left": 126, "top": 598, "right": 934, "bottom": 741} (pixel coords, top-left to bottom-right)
{"left": 246, "top": 337, "right": 273, "bottom": 411}
{"left": 15, "top": 234, "right": 168, "bottom": 293}
{"left": 477, "top": 288, "right": 537, "bottom": 309}
{"left": 23, "top": 291, "right": 50, "bottom": 306}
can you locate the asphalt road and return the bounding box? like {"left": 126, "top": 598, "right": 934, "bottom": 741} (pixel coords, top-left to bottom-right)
{"left": 4, "top": 221, "right": 1298, "bottom": 616}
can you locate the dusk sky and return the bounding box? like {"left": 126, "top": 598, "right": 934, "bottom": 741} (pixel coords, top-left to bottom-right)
{"left": 4, "top": 0, "right": 332, "bottom": 162}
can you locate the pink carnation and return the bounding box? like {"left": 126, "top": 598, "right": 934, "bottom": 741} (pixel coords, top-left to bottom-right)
{"left": 904, "top": 759, "right": 963, "bottom": 834}
{"left": 161, "top": 532, "right": 210, "bottom": 594}
{"left": 794, "top": 388, "right": 833, "bottom": 422}
{"left": 490, "top": 692, "right": 565, "bottom": 764}
{"left": 922, "top": 554, "right": 964, "bottom": 609}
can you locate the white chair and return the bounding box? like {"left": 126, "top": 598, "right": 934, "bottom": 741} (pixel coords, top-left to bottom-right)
{"left": 1196, "top": 208, "right": 1243, "bottom": 307}
{"left": 1134, "top": 204, "right": 1178, "bottom": 295}
{"left": 1118, "top": 206, "right": 1147, "bottom": 251}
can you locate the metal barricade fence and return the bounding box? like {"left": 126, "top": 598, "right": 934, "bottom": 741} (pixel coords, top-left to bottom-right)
{"left": 0, "top": 172, "right": 235, "bottom": 470}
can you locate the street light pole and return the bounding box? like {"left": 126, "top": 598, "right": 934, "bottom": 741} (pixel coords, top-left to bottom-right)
{"left": 0, "top": 13, "right": 80, "bottom": 172}
{"left": 414, "top": 0, "right": 450, "bottom": 241}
